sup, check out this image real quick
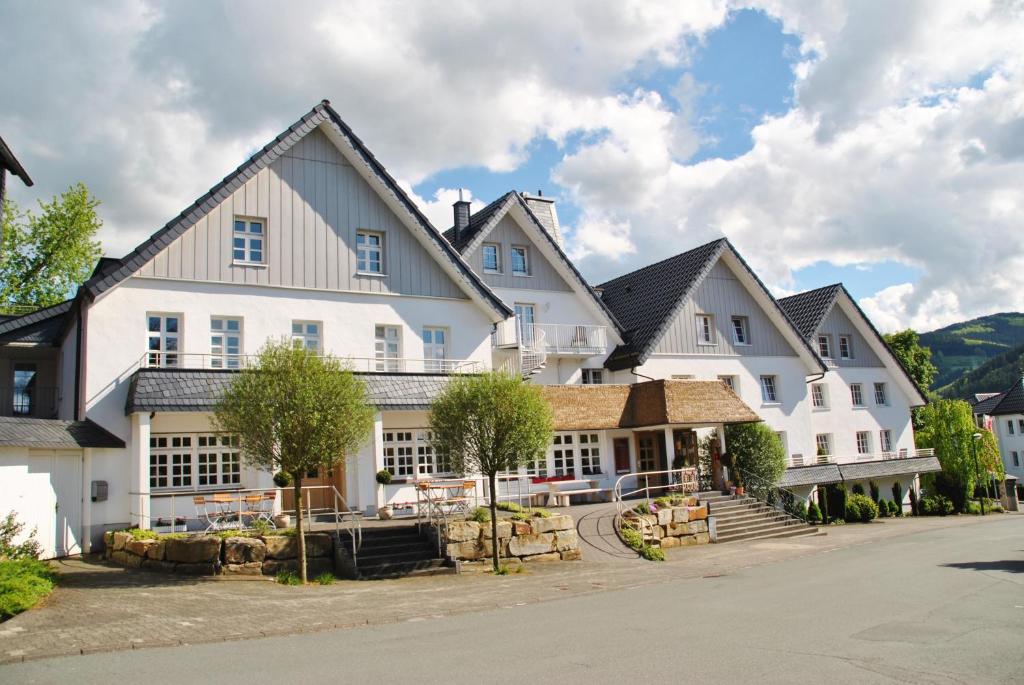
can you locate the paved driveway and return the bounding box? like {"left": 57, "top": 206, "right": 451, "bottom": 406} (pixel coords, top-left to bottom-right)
{"left": 0, "top": 514, "right": 1019, "bottom": 678}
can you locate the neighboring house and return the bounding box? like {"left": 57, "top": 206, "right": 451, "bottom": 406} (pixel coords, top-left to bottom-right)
{"left": 971, "top": 376, "right": 1024, "bottom": 507}
{"left": 0, "top": 134, "right": 34, "bottom": 207}
{"left": 778, "top": 285, "right": 935, "bottom": 510}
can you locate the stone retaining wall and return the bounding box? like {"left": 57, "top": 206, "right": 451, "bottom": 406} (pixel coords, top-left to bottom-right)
{"left": 103, "top": 531, "right": 336, "bottom": 577}
{"left": 439, "top": 513, "right": 581, "bottom": 572}
{"left": 623, "top": 501, "right": 711, "bottom": 548}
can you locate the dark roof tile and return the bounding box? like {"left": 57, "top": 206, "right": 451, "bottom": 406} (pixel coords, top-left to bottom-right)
{"left": 0, "top": 416, "right": 124, "bottom": 448}
{"left": 777, "top": 284, "right": 843, "bottom": 339}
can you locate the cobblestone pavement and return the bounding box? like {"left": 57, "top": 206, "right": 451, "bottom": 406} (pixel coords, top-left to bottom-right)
{"left": 0, "top": 514, "right": 1004, "bottom": 665}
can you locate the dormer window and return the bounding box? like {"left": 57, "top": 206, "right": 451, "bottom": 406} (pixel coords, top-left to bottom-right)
{"left": 482, "top": 243, "right": 501, "bottom": 273}
{"left": 233, "top": 218, "right": 265, "bottom": 264}
{"left": 511, "top": 246, "right": 529, "bottom": 276}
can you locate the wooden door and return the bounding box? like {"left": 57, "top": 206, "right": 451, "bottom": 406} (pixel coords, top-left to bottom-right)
{"left": 613, "top": 438, "right": 631, "bottom": 474}
{"left": 283, "top": 464, "right": 347, "bottom": 517}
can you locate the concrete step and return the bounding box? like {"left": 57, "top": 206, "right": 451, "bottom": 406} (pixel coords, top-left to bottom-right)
{"left": 358, "top": 558, "right": 452, "bottom": 580}
{"left": 714, "top": 510, "right": 791, "bottom": 527}
{"left": 716, "top": 517, "right": 803, "bottom": 535}
{"left": 716, "top": 524, "right": 820, "bottom": 544}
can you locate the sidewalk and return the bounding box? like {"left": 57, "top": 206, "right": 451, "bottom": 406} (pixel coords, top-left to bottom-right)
{"left": 0, "top": 514, "right": 1007, "bottom": 664}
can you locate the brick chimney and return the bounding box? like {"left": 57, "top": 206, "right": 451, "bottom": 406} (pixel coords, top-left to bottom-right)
{"left": 522, "top": 190, "right": 563, "bottom": 247}
{"left": 452, "top": 189, "right": 471, "bottom": 243}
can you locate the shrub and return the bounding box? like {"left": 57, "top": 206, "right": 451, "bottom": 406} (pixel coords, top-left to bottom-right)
{"left": 0, "top": 558, "right": 57, "bottom": 618}
{"left": 851, "top": 483, "right": 865, "bottom": 496}
{"left": 470, "top": 507, "right": 491, "bottom": 523}
{"left": 888, "top": 500, "right": 901, "bottom": 517}
{"left": 723, "top": 423, "right": 787, "bottom": 491}
{"left": 807, "top": 501, "right": 822, "bottom": 524}
{"left": 909, "top": 488, "right": 919, "bottom": 516}
{"left": 786, "top": 499, "right": 808, "bottom": 521}
{"left": 495, "top": 502, "right": 523, "bottom": 513}
{"left": 275, "top": 570, "right": 301, "bottom": 585}
{"left": 654, "top": 497, "right": 672, "bottom": 508}
{"left": 845, "top": 494, "right": 878, "bottom": 523}
{"left": 272, "top": 471, "right": 292, "bottom": 487}
{"left": 869, "top": 481, "right": 880, "bottom": 504}
{"left": 532, "top": 508, "right": 552, "bottom": 519}
{"left": 891, "top": 482, "right": 903, "bottom": 511}
{"left": 314, "top": 572, "right": 335, "bottom": 585}
{"left": 964, "top": 500, "right": 981, "bottom": 515}
{"left": 920, "top": 495, "right": 954, "bottom": 516}
{"left": 510, "top": 512, "right": 529, "bottom": 521}
{"left": 375, "top": 469, "right": 393, "bottom": 485}
{"left": 124, "top": 528, "right": 160, "bottom": 541}
{"left": 640, "top": 545, "right": 665, "bottom": 562}
{"left": 876, "top": 500, "right": 890, "bottom": 518}
{"left": 620, "top": 526, "right": 644, "bottom": 550}
{"left": 1, "top": 512, "right": 42, "bottom": 560}
{"left": 493, "top": 565, "right": 511, "bottom": 576}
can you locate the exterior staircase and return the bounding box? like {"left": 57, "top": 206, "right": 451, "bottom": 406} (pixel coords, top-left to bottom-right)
{"left": 355, "top": 524, "right": 453, "bottom": 579}
{"left": 697, "top": 492, "right": 821, "bottom": 543}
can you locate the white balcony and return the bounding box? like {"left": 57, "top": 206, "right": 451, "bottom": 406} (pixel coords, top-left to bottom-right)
{"left": 139, "top": 352, "right": 483, "bottom": 374}
{"left": 803, "top": 447, "right": 935, "bottom": 466}
{"left": 492, "top": 320, "right": 608, "bottom": 357}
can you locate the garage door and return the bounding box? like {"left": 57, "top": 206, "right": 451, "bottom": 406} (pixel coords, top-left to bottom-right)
{"left": 27, "top": 450, "right": 82, "bottom": 559}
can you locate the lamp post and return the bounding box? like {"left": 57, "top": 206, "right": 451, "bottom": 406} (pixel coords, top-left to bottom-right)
{"left": 971, "top": 432, "right": 984, "bottom": 516}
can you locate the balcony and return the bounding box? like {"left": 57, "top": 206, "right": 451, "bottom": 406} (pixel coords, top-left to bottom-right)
{"left": 1, "top": 386, "right": 59, "bottom": 419}
{"left": 801, "top": 447, "right": 935, "bottom": 466}
{"left": 492, "top": 321, "right": 608, "bottom": 357}
{"left": 139, "top": 352, "right": 483, "bottom": 374}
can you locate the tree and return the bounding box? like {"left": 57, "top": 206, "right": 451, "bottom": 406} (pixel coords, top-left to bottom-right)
{"left": 883, "top": 329, "right": 938, "bottom": 391}
{"left": 428, "top": 372, "right": 553, "bottom": 572}
{"left": 212, "top": 340, "right": 375, "bottom": 583}
{"left": 1, "top": 184, "right": 103, "bottom": 309}
{"left": 915, "top": 399, "right": 1003, "bottom": 512}
{"left": 723, "top": 422, "right": 787, "bottom": 496}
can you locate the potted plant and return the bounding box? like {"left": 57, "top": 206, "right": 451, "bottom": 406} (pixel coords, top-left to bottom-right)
{"left": 272, "top": 471, "right": 292, "bottom": 528}
{"left": 720, "top": 452, "right": 739, "bottom": 495}
{"left": 376, "top": 469, "right": 394, "bottom": 520}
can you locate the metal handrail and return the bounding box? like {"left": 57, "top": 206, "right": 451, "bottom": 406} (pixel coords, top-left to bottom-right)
{"left": 138, "top": 351, "right": 484, "bottom": 374}
{"left": 735, "top": 467, "right": 810, "bottom": 521}
{"left": 524, "top": 323, "right": 608, "bottom": 355}
{"left": 612, "top": 467, "right": 699, "bottom": 548}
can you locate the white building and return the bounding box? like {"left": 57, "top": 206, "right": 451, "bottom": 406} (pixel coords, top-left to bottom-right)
{"left": 971, "top": 377, "right": 1024, "bottom": 507}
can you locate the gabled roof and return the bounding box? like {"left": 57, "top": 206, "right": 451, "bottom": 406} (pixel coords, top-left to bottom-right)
{"left": 0, "top": 416, "right": 124, "bottom": 449}
{"left": 442, "top": 191, "right": 515, "bottom": 251}
{"left": 0, "top": 135, "right": 33, "bottom": 187}
{"left": 0, "top": 300, "right": 73, "bottom": 345}
{"left": 598, "top": 238, "right": 824, "bottom": 372}
{"left": 974, "top": 377, "right": 1024, "bottom": 416}
{"left": 81, "top": 101, "right": 511, "bottom": 319}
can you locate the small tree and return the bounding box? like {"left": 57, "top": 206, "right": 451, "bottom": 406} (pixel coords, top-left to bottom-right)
{"left": 428, "top": 372, "right": 553, "bottom": 572}
{"left": 213, "top": 340, "right": 375, "bottom": 583}
{"left": 723, "top": 422, "right": 787, "bottom": 496}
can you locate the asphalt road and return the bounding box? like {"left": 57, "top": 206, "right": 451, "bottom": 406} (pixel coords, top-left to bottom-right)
{"left": 4, "top": 516, "right": 1022, "bottom": 684}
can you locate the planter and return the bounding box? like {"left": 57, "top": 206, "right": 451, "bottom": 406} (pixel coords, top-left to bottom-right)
{"left": 378, "top": 505, "right": 394, "bottom": 520}
{"left": 735, "top": 486, "right": 745, "bottom": 496}
{"left": 272, "top": 513, "right": 290, "bottom": 529}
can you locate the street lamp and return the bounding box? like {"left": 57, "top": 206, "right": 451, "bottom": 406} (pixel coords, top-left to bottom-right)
{"left": 971, "top": 433, "right": 985, "bottom": 516}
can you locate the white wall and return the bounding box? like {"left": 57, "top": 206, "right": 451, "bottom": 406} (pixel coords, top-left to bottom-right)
{"left": 0, "top": 446, "right": 84, "bottom": 558}
{"left": 994, "top": 414, "right": 1024, "bottom": 481}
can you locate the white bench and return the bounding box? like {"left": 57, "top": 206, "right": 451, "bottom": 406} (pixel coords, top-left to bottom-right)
{"left": 546, "top": 479, "right": 612, "bottom": 507}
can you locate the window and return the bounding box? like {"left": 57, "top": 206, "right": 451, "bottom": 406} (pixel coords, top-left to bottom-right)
{"left": 718, "top": 375, "right": 737, "bottom": 392}
{"left": 579, "top": 433, "right": 602, "bottom": 475}
{"left": 210, "top": 317, "right": 242, "bottom": 369}
{"left": 817, "top": 335, "right": 832, "bottom": 359}
{"left": 524, "top": 453, "right": 547, "bottom": 478}
{"left": 760, "top": 375, "right": 778, "bottom": 403}
{"left": 581, "top": 369, "right": 604, "bottom": 385}
{"left": 551, "top": 434, "right": 576, "bottom": 477}
{"left": 511, "top": 246, "right": 529, "bottom": 275}
{"left": 811, "top": 383, "right": 828, "bottom": 409}
{"left": 232, "top": 218, "right": 265, "bottom": 263}
{"left": 874, "top": 382, "right": 888, "bottom": 406}
{"left": 880, "top": 429, "right": 893, "bottom": 453}
{"left": 11, "top": 363, "right": 37, "bottom": 416}
{"left": 839, "top": 335, "right": 852, "bottom": 359}
{"left": 375, "top": 325, "right": 401, "bottom": 371}
{"left": 147, "top": 314, "right": 181, "bottom": 367}
{"left": 291, "top": 321, "right": 321, "bottom": 354}
{"left": 149, "top": 433, "right": 241, "bottom": 491}
{"left": 815, "top": 433, "right": 832, "bottom": 457}
{"left": 515, "top": 303, "right": 536, "bottom": 346}
{"left": 1019, "top": 419, "right": 1024, "bottom": 433}
{"left": 1008, "top": 420, "right": 1015, "bottom": 435}
{"left": 422, "top": 327, "right": 448, "bottom": 373}
{"left": 851, "top": 383, "right": 865, "bottom": 407}
{"left": 731, "top": 316, "right": 749, "bottom": 345}
{"left": 382, "top": 431, "right": 415, "bottom": 478}
{"left": 637, "top": 435, "right": 658, "bottom": 472}
{"left": 356, "top": 231, "right": 384, "bottom": 274}
{"left": 482, "top": 243, "right": 501, "bottom": 273}
{"left": 856, "top": 431, "right": 872, "bottom": 455}
{"left": 696, "top": 314, "right": 715, "bottom": 345}
{"left": 1013, "top": 451, "right": 1020, "bottom": 467}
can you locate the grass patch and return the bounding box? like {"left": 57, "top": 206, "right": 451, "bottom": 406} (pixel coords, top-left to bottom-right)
{"left": 495, "top": 502, "right": 523, "bottom": 513}
{"left": 493, "top": 565, "right": 511, "bottom": 576}
{"left": 619, "top": 522, "right": 664, "bottom": 562}
{"left": 275, "top": 570, "right": 301, "bottom": 586}
{"left": 0, "top": 558, "right": 57, "bottom": 619}
{"left": 470, "top": 507, "right": 491, "bottom": 523}
{"left": 314, "top": 572, "right": 335, "bottom": 585}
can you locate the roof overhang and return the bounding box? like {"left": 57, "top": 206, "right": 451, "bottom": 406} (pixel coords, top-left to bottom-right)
{"left": 0, "top": 417, "right": 124, "bottom": 449}
{"left": 779, "top": 455, "right": 941, "bottom": 488}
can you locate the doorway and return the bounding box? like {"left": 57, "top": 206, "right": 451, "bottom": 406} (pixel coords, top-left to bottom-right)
{"left": 635, "top": 432, "right": 668, "bottom": 489}
{"left": 282, "top": 464, "right": 347, "bottom": 518}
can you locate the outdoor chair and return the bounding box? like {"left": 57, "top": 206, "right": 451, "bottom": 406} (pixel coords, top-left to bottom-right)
{"left": 193, "top": 495, "right": 226, "bottom": 532}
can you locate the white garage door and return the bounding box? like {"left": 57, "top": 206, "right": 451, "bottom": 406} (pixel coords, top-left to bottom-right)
{"left": 27, "top": 450, "right": 83, "bottom": 559}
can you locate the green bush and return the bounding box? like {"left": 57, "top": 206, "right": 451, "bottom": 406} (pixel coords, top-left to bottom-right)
{"left": 964, "top": 500, "right": 982, "bottom": 515}
{"left": 845, "top": 494, "right": 878, "bottom": 523}
{"left": 375, "top": 469, "right": 393, "bottom": 485}
{"left": 531, "top": 508, "right": 553, "bottom": 519}
{"left": 888, "top": 500, "right": 901, "bottom": 517}
{"left": 807, "top": 501, "right": 822, "bottom": 524}
{"left": 495, "top": 502, "right": 523, "bottom": 513}
{"left": 909, "top": 488, "right": 919, "bottom": 516}
{"left": 869, "top": 481, "right": 880, "bottom": 504}
{"left": 723, "top": 422, "right": 787, "bottom": 489}
{"left": 620, "top": 526, "right": 644, "bottom": 550}
{"left": 891, "top": 482, "right": 903, "bottom": 513}
{"left": 1, "top": 512, "right": 42, "bottom": 560}
{"left": 640, "top": 544, "right": 665, "bottom": 561}
{"left": 851, "top": 483, "right": 865, "bottom": 496}
{"left": 314, "top": 572, "right": 335, "bottom": 585}
{"left": 876, "top": 500, "right": 890, "bottom": 518}
{"left": 0, "top": 558, "right": 57, "bottom": 619}
{"left": 275, "top": 570, "right": 301, "bottom": 585}
{"left": 470, "top": 507, "right": 491, "bottom": 523}
{"left": 787, "top": 499, "right": 808, "bottom": 521}
{"left": 272, "top": 471, "right": 292, "bottom": 487}
{"left": 919, "top": 495, "right": 955, "bottom": 516}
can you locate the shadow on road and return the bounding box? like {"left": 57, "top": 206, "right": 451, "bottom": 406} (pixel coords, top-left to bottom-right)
{"left": 942, "top": 559, "right": 1024, "bottom": 574}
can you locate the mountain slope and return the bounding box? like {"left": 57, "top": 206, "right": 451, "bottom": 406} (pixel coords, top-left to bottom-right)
{"left": 919, "top": 312, "right": 1024, "bottom": 389}
{"left": 938, "top": 342, "right": 1024, "bottom": 399}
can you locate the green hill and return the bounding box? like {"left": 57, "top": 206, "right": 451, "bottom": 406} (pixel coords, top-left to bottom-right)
{"left": 919, "top": 312, "right": 1024, "bottom": 389}
{"left": 937, "top": 342, "right": 1024, "bottom": 399}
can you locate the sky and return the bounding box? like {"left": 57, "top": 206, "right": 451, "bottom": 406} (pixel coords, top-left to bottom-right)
{"left": 1, "top": 1, "right": 1022, "bottom": 334}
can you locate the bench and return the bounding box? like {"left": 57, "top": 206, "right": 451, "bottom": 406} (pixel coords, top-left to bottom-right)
{"left": 546, "top": 479, "right": 612, "bottom": 507}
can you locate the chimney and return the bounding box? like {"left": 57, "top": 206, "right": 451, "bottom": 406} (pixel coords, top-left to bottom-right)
{"left": 522, "top": 190, "right": 563, "bottom": 247}
{"left": 452, "top": 189, "right": 471, "bottom": 243}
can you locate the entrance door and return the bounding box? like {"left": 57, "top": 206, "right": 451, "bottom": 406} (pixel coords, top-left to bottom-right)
{"left": 28, "top": 450, "right": 82, "bottom": 558}
{"left": 515, "top": 303, "right": 536, "bottom": 346}
{"left": 613, "top": 438, "right": 631, "bottom": 474}
{"left": 635, "top": 432, "right": 667, "bottom": 489}
{"left": 672, "top": 429, "right": 699, "bottom": 468}
{"left": 283, "top": 464, "right": 347, "bottom": 519}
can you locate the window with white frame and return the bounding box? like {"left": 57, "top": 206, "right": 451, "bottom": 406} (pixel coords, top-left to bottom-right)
{"left": 233, "top": 218, "right": 265, "bottom": 263}
{"left": 811, "top": 383, "right": 828, "bottom": 409}
{"left": 482, "top": 243, "right": 501, "bottom": 273}
{"left": 375, "top": 325, "right": 401, "bottom": 371}
{"left": 581, "top": 369, "right": 604, "bottom": 385}
{"left": 696, "top": 314, "right": 715, "bottom": 345}
{"left": 414, "top": 430, "right": 452, "bottom": 476}
{"left": 839, "top": 335, "right": 852, "bottom": 359}
{"left": 817, "top": 335, "right": 832, "bottom": 358}
{"left": 524, "top": 452, "right": 547, "bottom": 478}
{"left": 760, "top": 375, "right": 778, "bottom": 403}
{"left": 880, "top": 429, "right": 893, "bottom": 453}
{"left": 1008, "top": 420, "right": 1015, "bottom": 435}
{"left": 210, "top": 317, "right": 242, "bottom": 369}
{"left": 856, "top": 431, "right": 872, "bottom": 455}
{"left": 422, "top": 327, "right": 447, "bottom": 372}
{"left": 551, "top": 433, "right": 576, "bottom": 477}
{"left": 149, "top": 434, "right": 240, "bottom": 491}
{"left": 147, "top": 313, "right": 181, "bottom": 367}
{"left": 850, "top": 383, "right": 865, "bottom": 407}
{"left": 291, "top": 321, "right": 321, "bottom": 354}
{"left": 579, "top": 433, "right": 602, "bottom": 475}
{"left": 731, "top": 316, "right": 750, "bottom": 345}
{"left": 382, "top": 431, "right": 415, "bottom": 478}
{"left": 511, "top": 246, "right": 529, "bottom": 275}
{"left": 815, "top": 433, "right": 832, "bottom": 457}
{"left": 356, "top": 231, "right": 384, "bottom": 274}
{"left": 718, "top": 375, "right": 737, "bottom": 392}
{"left": 1013, "top": 451, "right": 1019, "bottom": 467}
{"left": 874, "top": 382, "right": 888, "bottom": 406}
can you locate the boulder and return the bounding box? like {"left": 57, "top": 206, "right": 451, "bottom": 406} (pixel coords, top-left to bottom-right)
{"left": 223, "top": 537, "right": 267, "bottom": 564}
{"left": 508, "top": 532, "right": 555, "bottom": 557}
{"left": 446, "top": 541, "right": 483, "bottom": 561}
{"left": 305, "top": 533, "right": 334, "bottom": 558}
{"left": 694, "top": 532, "right": 710, "bottom": 545}
{"left": 689, "top": 506, "right": 708, "bottom": 521}
{"left": 146, "top": 540, "right": 166, "bottom": 561}
{"left": 664, "top": 521, "right": 692, "bottom": 536}
{"left": 126, "top": 539, "right": 155, "bottom": 557}
{"left": 559, "top": 549, "right": 582, "bottom": 561}
{"left": 553, "top": 530, "right": 579, "bottom": 552}
{"left": 223, "top": 562, "right": 263, "bottom": 576}
{"left": 164, "top": 536, "right": 222, "bottom": 564}
{"left": 511, "top": 521, "right": 532, "bottom": 536}
{"left": 481, "top": 521, "right": 513, "bottom": 540}
{"left": 141, "top": 559, "right": 176, "bottom": 574}
{"left": 261, "top": 558, "right": 298, "bottom": 575}
{"left": 262, "top": 535, "right": 297, "bottom": 559}
{"left": 690, "top": 520, "right": 708, "bottom": 534}
{"left": 112, "top": 531, "right": 131, "bottom": 551}
{"left": 175, "top": 562, "right": 218, "bottom": 575}
{"left": 103, "top": 531, "right": 114, "bottom": 550}
{"left": 124, "top": 553, "right": 144, "bottom": 569}
{"left": 659, "top": 535, "right": 681, "bottom": 549}
{"left": 110, "top": 550, "right": 130, "bottom": 566}
{"left": 530, "top": 514, "right": 574, "bottom": 534}
{"left": 522, "top": 552, "right": 561, "bottom": 562}
{"left": 445, "top": 520, "right": 481, "bottom": 543}
{"left": 672, "top": 507, "right": 690, "bottom": 523}
{"left": 479, "top": 538, "right": 510, "bottom": 558}
{"left": 656, "top": 509, "right": 673, "bottom": 526}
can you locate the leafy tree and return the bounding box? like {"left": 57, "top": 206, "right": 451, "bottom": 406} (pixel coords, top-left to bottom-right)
{"left": 428, "top": 372, "right": 553, "bottom": 572}
{"left": 723, "top": 422, "right": 787, "bottom": 495}
{"left": 915, "top": 399, "right": 1003, "bottom": 512}
{"left": 1, "top": 184, "right": 103, "bottom": 309}
{"left": 213, "top": 340, "right": 375, "bottom": 583}
{"left": 883, "top": 329, "right": 938, "bottom": 391}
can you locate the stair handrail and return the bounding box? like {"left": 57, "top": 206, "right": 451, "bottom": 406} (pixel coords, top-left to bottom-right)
{"left": 327, "top": 485, "right": 363, "bottom": 572}
{"left": 734, "top": 467, "right": 811, "bottom": 522}
{"left": 518, "top": 326, "right": 548, "bottom": 376}
{"left": 612, "top": 467, "right": 699, "bottom": 550}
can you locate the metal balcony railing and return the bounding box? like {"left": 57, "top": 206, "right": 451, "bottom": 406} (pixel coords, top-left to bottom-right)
{"left": 0, "top": 386, "right": 59, "bottom": 419}
{"left": 139, "top": 352, "right": 483, "bottom": 374}
{"left": 491, "top": 320, "right": 608, "bottom": 356}
{"left": 803, "top": 447, "right": 935, "bottom": 467}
